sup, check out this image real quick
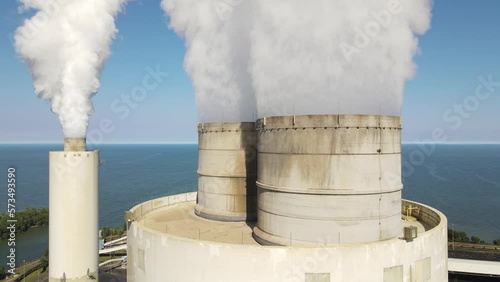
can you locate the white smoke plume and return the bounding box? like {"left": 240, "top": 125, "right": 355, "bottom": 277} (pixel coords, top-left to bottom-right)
{"left": 162, "top": 0, "right": 255, "bottom": 123}
{"left": 163, "top": 0, "right": 432, "bottom": 120}
{"left": 250, "top": 0, "right": 432, "bottom": 117}
{"left": 15, "top": 0, "right": 128, "bottom": 137}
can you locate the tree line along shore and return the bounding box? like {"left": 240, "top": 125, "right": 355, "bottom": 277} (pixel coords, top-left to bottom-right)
{"left": 0, "top": 208, "right": 48, "bottom": 240}
{"left": 0, "top": 208, "right": 499, "bottom": 245}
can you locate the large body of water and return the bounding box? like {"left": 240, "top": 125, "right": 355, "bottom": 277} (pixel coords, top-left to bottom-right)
{"left": 0, "top": 144, "right": 499, "bottom": 264}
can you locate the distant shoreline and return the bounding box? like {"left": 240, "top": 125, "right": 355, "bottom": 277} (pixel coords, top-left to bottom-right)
{"left": 1, "top": 142, "right": 500, "bottom": 145}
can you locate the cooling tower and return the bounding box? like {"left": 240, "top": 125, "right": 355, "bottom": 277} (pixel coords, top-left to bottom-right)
{"left": 49, "top": 138, "right": 99, "bottom": 281}
{"left": 253, "top": 115, "right": 402, "bottom": 245}
{"left": 195, "top": 122, "right": 258, "bottom": 221}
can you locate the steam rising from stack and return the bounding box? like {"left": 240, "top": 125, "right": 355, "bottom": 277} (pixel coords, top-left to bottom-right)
{"left": 162, "top": 0, "right": 431, "bottom": 120}
{"left": 162, "top": 0, "right": 255, "bottom": 122}
{"left": 15, "top": 0, "right": 128, "bottom": 138}
{"left": 163, "top": 0, "right": 432, "bottom": 245}
{"left": 14, "top": 2, "right": 128, "bottom": 279}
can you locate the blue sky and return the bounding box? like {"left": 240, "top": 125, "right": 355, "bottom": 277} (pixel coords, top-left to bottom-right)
{"left": 0, "top": 0, "right": 499, "bottom": 144}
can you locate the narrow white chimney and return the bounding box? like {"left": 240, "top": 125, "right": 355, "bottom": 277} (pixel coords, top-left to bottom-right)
{"left": 49, "top": 138, "right": 99, "bottom": 281}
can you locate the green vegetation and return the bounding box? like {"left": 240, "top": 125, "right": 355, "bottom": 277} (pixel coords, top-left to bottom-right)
{"left": 101, "top": 223, "right": 127, "bottom": 240}
{"left": 24, "top": 267, "right": 46, "bottom": 282}
{"left": 494, "top": 238, "right": 500, "bottom": 246}
{"left": 448, "top": 228, "right": 490, "bottom": 244}
{"left": 0, "top": 208, "right": 48, "bottom": 239}
{"left": 0, "top": 250, "right": 49, "bottom": 282}
{"left": 40, "top": 249, "right": 49, "bottom": 272}
{"left": 0, "top": 266, "right": 6, "bottom": 280}
{"left": 470, "top": 236, "right": 486, "bottom": 244}
{"left": 448, "top": 228, "right": 470, "bottom": 243}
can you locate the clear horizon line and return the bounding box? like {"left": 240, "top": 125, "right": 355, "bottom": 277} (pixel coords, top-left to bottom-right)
{"left": 1, "top": 141, "right": 500, "bottom": 145}
{"left": 402, "top": 141, "right": 500, "bottom": 145}
{"left": 0, "top": 142, "right": 199, "bottom": 145}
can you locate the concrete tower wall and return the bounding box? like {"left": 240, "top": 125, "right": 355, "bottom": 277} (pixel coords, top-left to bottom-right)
{"left": 254, "top": 115, "right": 402, "bottom": 245}
{"left": 127, "top": 193, "right": 448, "bottom": 282}
{"left": 196, "top": 122, "right": 258, "bottom": 221}
{"left": 49, "top": 150, "right": 99, "bottom": 282}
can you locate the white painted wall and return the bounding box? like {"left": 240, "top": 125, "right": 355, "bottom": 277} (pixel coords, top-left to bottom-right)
{"left": 197, "top": 122, "right": 258, "bottom": 221}
{"left": 127, "top": 193, "right": 447, "bottom": 282}
{"left": 49, "top": 151, "right": 99, "bottom": 281}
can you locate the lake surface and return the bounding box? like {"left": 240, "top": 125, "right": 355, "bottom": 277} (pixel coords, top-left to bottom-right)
{"left": 0, "top": 144, "right": 499, "bottom": 264}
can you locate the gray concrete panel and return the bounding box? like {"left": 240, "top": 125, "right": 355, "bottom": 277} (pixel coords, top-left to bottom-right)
{"left": 196, "top": 122, "right": 258, "bottom": 221}
{"left": 258, "top": 189, "right": 401, "bottom": 220}
{"left": 257, "top": 154, "right": 402, "bottom": 194}
{"left": 254, "top": 115, "right": 402, "bottom": 245}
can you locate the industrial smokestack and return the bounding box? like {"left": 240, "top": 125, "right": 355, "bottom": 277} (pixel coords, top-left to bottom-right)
{"left": 49, "top": 143, "right": 99, "bottom": 281}
{"left": 15, "top": 1, "right": 127, "bottom": 278}
{"left": 64, "top": 138, "right": 86, "bottom": 151}
{"left": 196, "top": 122, "right": 257, "bottom": 221}
{"left": 253, "top": 114, "right": 402, "bottom": 246}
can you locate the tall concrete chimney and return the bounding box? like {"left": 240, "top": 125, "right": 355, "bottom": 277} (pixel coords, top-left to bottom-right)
{"left": 195, "top": 122, "right": 257, "bottom": 221}
{"left": 49, "top": 138, "right": 99, "bottom": 281}
{"left": 253, "top": 114, "right": 402, "bottom": 245}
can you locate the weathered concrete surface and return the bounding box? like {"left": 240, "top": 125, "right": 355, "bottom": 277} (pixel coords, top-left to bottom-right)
{"left": 196, "top": 122, "right": 258, "bottom": 221}
{"left": 138, "top": 200, "right": 257, "bottom": 245}
{"left": 254, "top": 115, "right": 402, "bottom": 245}
{"left": 127, "top": 193, "right": 448, "bottom": 282}
{"left": 49, "top": 151, "right": 99, "bottom": 282}
{"left": 64, "top": 137, "right": 86, "bottom": 151}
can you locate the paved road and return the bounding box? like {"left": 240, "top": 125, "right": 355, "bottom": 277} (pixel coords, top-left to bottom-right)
{"left": 4, "top": 259, "right": 42, "bottom": 282}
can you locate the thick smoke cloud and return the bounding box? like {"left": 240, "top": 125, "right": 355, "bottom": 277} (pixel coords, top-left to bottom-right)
{"left": 250, "top": 0, "right": 432, "bottom": 117}
{"left": 15, "top": 0, "right": 128, "bottom": 137}
{"left": 163, "top": 0, "right": 431, "bottom": 121}
{"left": 162, "top": 0, "right": 255, "bottom": 123}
